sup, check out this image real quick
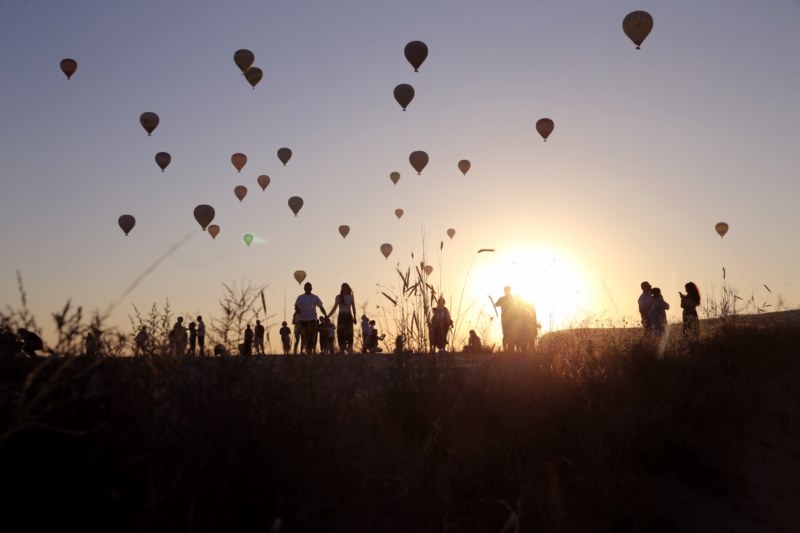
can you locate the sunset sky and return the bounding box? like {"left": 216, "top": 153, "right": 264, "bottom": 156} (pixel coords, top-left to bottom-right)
{"left": 1, "top": 0, "right": 799, "bottom": 349}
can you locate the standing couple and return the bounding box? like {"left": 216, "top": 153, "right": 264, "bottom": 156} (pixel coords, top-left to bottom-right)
{"left": 638, "top": 281, "right": 701, "bottom": 337}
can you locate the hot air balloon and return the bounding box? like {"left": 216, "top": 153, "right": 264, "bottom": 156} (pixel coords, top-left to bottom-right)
{"left": 60, "top": 58, "right": 77, "bottom": 80}
{"left": 243, "top": 233, "right": 254, "bottom": 247}
{"left": 409, "top": 150, "right": 429, "bottom": 175}
{"left": 338, "top": 225, "right": 350, "bottom": 239}
{"left": 244, "top": 67, "right": 262, "bottom": 89}
{"left": 536, "top": 118, "right": 554, "bottom": 141}
{"left": 288, "top": 196, "right": 304, "bottom": 216}
{"left": 390, "top": 171, "right": 400, "bottom": 185}
{"left": 622, "top": 11, "right": 653, "bottom": 50}
{"left": 155, "top": 152, "right": 171, "bottom": 172}
{"left": 393, "top": 84, "right": 415, "bottom": 111}
{"left": 257, "top": 175, "right": 271, "bottom": 191}
{"left": 234, "top": 185, "right": 248, "bottom": 202}
{"left": 395, "top": 209, "right": 404, "bottom": 219}
{"left": 447, "top": 228, "right": 456, "bottom": 239}
{"left": 424, "top": 265, "right": 433, "bottom": 276}
{"left": 208, "top": 225, "right": 220, "bottom": 239}
{"left": 140, "top": 112, "right": 159, "bottom": 136}
{"left": 277, "top": 147, "right": 292, "bottom": 166}
{"left": 458, "top": 160, "right": 470, "bottom": 175}
{"left": 231, "top": 153, "right": 247, "bottom": 172}
{"left": 715, "top": 222, "right": 729, "bottom": 238}
{"left": 193, "top": 204, "right": 215, "bottom": 231}
{"left": 404, "top": 41, "right": 428, "bottom": 72}
{"left": 118, "top": 214, "right": 135, "bottom": 236}
{"left": 380, "top": 243, "right": 393, "bottom": 260}
{"left": 293, "top": 270, "right": 306, "bottom": 285}
{"left": 234, "top": 49, "right": 255, "bottom": 73}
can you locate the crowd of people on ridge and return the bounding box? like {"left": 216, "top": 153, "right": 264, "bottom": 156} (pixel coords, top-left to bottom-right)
{"left": 2, "top": 279, "right": 706, "bottom": 358}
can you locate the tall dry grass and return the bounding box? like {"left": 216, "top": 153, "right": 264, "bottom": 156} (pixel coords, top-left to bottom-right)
{"left": 1, "top": 314, "right": 798, "bottom": 531}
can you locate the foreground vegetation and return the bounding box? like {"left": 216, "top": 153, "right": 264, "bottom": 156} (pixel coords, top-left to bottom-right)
{"left": 1, "top": 318, "right": 799, "bottom": 532}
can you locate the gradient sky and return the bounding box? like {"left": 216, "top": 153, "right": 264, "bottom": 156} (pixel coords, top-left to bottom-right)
{"left": 2, "top": 0, "right": 799, "bottom": 348}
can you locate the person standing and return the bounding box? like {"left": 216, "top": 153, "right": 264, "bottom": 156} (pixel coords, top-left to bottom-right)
{"left": 429, "top": 297, "right": 453, "bottom": 353}
{"left": 327, "top": 282, "right": 357, "bottom": 353}
{"left": 494, "top": 286, "right": 517, "bottom": 351}
{"left": 254, "top": 320, "right": 265, "bottom": 355}
{"left": 680, "top": 282, "right": 701, "bottom": 338}
{"left": 638, "top": 281, "right": 654, "bottom": 332}
{"left": 171, "top": 317, "right": 187, "bottom": 356}
{"left": 279, "top": 321, "right": 292, "bottom": 355}
{"left": 647, "top": 288, "right": 670, "bottom": 337}
{"left": 242, "top": 324, "right": 254, "bottom": 356}
{"left": 188, "top": 322, "right": 197, "bottom": 356}
{"left": 196, "top": 316, "right": 206, "bottom": 356}
{"left": 135, "top": 326, "right": 149, "bottom": 356}
{"left": 294, "top": 282, "right": 327, "bottom": 354}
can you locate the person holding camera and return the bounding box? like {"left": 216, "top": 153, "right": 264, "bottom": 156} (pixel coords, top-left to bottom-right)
{"left": 679, "top": 282, "right": 701, "bottom": 338}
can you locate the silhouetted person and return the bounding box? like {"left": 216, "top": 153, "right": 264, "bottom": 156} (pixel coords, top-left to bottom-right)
{"left": 466, "top": 330, "right": 483, "bottom": 353}
{"left": 519, "top": 301, "right": 540, "bottom": 352}
{"left": 214, "top": 343, "right": 228, "bottom": 357}
{"left": 394, "top": 334, "right": 409, "bottom": 354}
{"left": 638, "top": 281, "right": 653, "bottom": 332}
{"left": 327, "top": 282, "right": 356, "bottom": 353}
{"left": 429, "top": 297, "right": 453, "bottom": 353}
{"left": 494, "top": 286, "right": 517, "bottom": 351}
{"left": 317, "top": 317, "right": 328, "bottom": 354}
{"left": 365, "top": 320, "right": 384, "bottom": 353}
{"left": 680, "top": 282, "right": 701, "bottom": 338}
{"left": 171, "top": 317, "right": 187, "bottom": 356}
{"left": 254, "top": 320, "right": 265, "bottom": 355}
{"left": 188, "top": 322, "right": 197, "bottom": 356}
{"left": 647, "top": 287, "right": 670, "bottom": 336}
{"left": 196, "top": 316, "right": 206, "bottom": 356}
{"left": 279, "top": 321, "right": 291, "bottom": 355}
{"left": 18, "top": 328, "right": 43, "bottom": 358}
{"left": 360, "top": 315, "right": 370, "bottom": 353}
{"left": 242, "top": 324, "right": 254, "bottom": 356}
{"left": 294, "top": 282, "right": 327, "bottom": 354}
{"left": 135, "top": 326, "right": 148, "bottom": 356}
{"left": 85, "top": 331, "right": 98, "bottom": 356}
{"left": 325, "top": 317, "right": 336, "bottom": 354}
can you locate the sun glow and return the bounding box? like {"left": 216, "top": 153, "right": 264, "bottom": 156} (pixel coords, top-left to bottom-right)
{"left": 469, "top": 245, "right": 593, "bottom": 336}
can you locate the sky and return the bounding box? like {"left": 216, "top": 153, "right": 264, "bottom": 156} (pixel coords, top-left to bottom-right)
{"left": 1, "top": 0, "right": 799, "bottom": 349}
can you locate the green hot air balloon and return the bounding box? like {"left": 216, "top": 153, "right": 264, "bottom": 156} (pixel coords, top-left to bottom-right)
{"left": 243, "top": 233, "right": 254, "bottom": 247}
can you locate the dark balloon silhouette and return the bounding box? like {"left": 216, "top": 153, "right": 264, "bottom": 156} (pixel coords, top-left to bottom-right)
{"left": 234, "top": 185, "right": 248, "bottom": 202}
{"left": 404, "top": 41, "right": 428, "bottom": 72}
{"left": 60, "top": 58, "right": 78, "bottom": 79}
{"left": 536, "top": 118, "right": 554, "bottom": 141}
{"left": 458, "top": 160, "right": 470, "bottom": 175}
{"left": 245, "top": 67, "right": 262, "bottom": 88}
{"left": 231, "top": 153, "right": 247, "bottom": 172}
{"left": 118, "top": 214, "right": 135, "bottom": 236}
{"left": 393, "top": 84, "right": 415, "bottom": 110}
{"left": 140, "top": 112, "right": 159, "bottom": 136}
{"left": 193, "top": 204, "right": 215, "bottom": 231}
{"left": 208, "top": 224, "right": 220, "bottom": 239}
{"left": 288, "top": 196, "right": 303, "bottom": 216}
{"left": 277, "top": 147, "right": 292, "bottom": 166}
{"left": 257, "top": 175, "right": 270, "bottom": 191}
{"left": 234, "top": 49, "right": 255, "bottom": 73}
{"left": 155, "top": 152, "right": 171, "bottom": 172}
{"left": 409, "top": 150, "right": 429, "bottom": 174}
{"left": 623, "top": 11, "right": 653, "bottom": 49}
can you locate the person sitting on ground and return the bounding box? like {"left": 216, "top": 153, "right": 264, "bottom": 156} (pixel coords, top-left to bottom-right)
{"left": 18, "top": 328, "right": 43, "bottom": 358}
{"left": 466, "top": 330, "right": 483, "bottom": 353}
{"left": 366, "top": 320, "right": 385, "bottom": 353}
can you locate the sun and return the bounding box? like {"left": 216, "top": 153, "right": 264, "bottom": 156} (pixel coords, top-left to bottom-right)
{"left": 470, "top": 245, "right": 593, "bottom": 334}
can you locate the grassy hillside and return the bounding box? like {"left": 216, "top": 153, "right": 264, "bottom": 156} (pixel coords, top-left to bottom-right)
{"left": 1, "top": 317, "right": 798, "bottom": 532}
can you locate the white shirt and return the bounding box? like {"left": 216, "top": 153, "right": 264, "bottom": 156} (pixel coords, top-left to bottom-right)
{"left": 295, "top": 293, "right": 324, "bottom": 321}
